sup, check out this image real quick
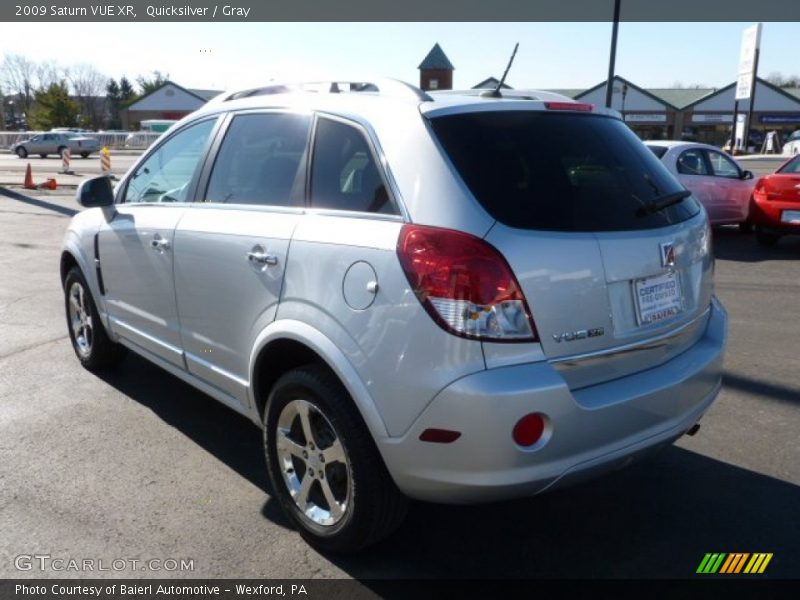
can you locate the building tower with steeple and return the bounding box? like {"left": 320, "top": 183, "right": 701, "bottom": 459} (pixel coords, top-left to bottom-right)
{"left": 418, "top": 43, "right": 454, "bottom": 91}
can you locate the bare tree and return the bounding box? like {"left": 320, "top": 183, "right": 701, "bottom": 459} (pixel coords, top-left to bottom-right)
{"left": 67, "top": 63, "right": 108, "bottom": 128}
{"left": 35, "top": 60, "right": 63, "bottom": 90}
{"left": 1, "top": 53, "right": 37, "bottom": 114}
{"left": 766, "top": 71, "right": 800, "bottom": 89}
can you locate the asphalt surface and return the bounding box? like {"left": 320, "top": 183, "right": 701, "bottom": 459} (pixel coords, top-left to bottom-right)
{"left": 1, "top": 156, "right": 798, "bottom": 581}
{"left": 0, "top": 152, "right": 139, "bottom": 188}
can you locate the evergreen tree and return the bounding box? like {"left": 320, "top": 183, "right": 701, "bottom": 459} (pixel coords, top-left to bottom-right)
{"left": 119, "top": 76, "right": 137, "bottom": 103}
{"left": 29, "top": 81, "right": 79, "bottom": 129}
{"left": 106, "top": 78, "right": 122, "bottom": 129}
{"left": 136, "top": 71, "right": 169, "bottom": 95}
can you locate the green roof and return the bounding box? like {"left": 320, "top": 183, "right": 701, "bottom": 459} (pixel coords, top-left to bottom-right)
{"left": 647, "top": 88, "right": 716, "bottom": 109}
{"left": 419, "top": 43, "right": 455, "bottom": 71}
{"left": 472, "top": 77, "right": 512, "bottom": 90}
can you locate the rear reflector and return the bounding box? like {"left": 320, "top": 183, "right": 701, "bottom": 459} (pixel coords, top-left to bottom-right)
{"left": 397, "top": 224, "right": 538, "bottom": 342}
{"left": 420, "top": 428, "right": 462, "bottom": 443}
{"left": 544, "top": 101, "right": 593, "bottom": 112}
{"left": 512, "top": 413, "right": 546, "bottom": 447}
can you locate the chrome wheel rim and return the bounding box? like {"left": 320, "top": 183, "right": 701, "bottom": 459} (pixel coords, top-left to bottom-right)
{"left": 68, "top": 282, "right": 93, "bottom": 357}
{"left": 275, "top": 399, "right": 350, "bottom": 527}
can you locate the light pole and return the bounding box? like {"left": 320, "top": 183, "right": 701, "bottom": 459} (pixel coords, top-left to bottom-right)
{"left": 621, "top": 82, "right": 628, "bottom": 121}
{"left": 6, "top": 100, "right": 14, "bottom": 130}
{"left": 605, "top": 0, "right": 622, "bottom": 108}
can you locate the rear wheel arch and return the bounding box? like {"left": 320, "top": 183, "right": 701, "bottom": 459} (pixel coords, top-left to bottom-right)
{"left": 249, "top": 325, "right": 389, "bottom": 440}
{"left": 252, "top": 338, "right": 328, "bottom": 421}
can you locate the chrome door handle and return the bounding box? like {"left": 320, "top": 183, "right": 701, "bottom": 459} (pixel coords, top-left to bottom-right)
{"left": 247, "top": 251, "right": 278, "bottom": 266}
{"left": 150, "top": 236, "right": 170, "bottom": 250}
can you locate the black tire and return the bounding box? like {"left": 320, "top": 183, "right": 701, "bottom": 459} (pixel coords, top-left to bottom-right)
{"left": 64, "top": 266, "right": 127, "bottom": 370}
{"left": 16, "top": 146, "right": 27, "bottom": 158}
{"left": 39, "top": 153, "right": 47, "bottom": 158}
{"left": 80, "top": 152, "right": 90, "bottom": 158}
{"left": 264, "top": 365, "right": 407, "bottom": 552}
{"left": 738, "top": 221, "right": 753, "bottom": 234}
{"left": 755, "top": 228, "right": 780, "bottom": 247}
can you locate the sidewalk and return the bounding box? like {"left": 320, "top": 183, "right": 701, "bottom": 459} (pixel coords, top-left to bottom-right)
{"left": 736, "top": 154, "right": 791, "bottom": 162}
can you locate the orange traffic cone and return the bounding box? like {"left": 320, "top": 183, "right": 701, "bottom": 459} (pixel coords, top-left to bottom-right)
{"left": 23, "top": 163, "right": 36, "bottom": 190}
{"left": 38, "top": 178, "right": 57, "bottom": 190}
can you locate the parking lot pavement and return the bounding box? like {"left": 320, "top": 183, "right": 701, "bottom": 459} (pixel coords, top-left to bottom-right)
{"left": 737, "top": 155, "right": 789, "bottom": 177}
{"left": 1, "top": 188, "right": 798, "bottom": 579}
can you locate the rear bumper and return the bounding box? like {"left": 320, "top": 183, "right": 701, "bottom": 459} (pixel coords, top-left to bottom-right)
{"left": 750, "top": 198, "right": 800, "bottom": 233}
{"left": 379, "top": 297, "right": 727, "bottom": 503}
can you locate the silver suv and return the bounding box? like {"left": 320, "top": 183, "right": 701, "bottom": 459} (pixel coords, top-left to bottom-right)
{"left": 61, "top": 80, "right": 727, "bottom": 552}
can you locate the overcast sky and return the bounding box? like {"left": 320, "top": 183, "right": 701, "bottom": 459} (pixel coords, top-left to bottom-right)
{"left": 1, "top": 22, "right": 798, "bottom": 92}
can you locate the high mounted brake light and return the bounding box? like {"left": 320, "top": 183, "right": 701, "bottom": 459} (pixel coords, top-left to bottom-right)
{"left": 544, "top": 102, "right": 594, "bottom": 112}
{"left": 397, "top": 224, "right": 538, "bottom": 342}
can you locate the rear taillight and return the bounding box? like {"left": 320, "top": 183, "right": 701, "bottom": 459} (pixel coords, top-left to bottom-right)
{"left": 396, "top": 224, "right": 538, "bottom": 342}
{"left": 753, "top": 178, "right": 769, "bottom": 202}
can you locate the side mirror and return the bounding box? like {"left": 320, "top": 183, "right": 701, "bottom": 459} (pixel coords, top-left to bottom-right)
{"left": 77, "top": 176, "right": 115, "bottom": 208}
{"left": 742, "top": 170, "right": 754, "bottom": 180}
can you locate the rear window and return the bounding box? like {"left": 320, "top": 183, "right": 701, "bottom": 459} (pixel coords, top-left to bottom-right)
{"left": 430, "top": 112, "right": 700, "bottom": 231}
{"left": 777, "top": 155, "right": 800, "bottom": 174}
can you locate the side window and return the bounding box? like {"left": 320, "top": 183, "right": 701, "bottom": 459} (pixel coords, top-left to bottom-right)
{"left": 43, "top": 134, "right": 54, "bottom": 141}
{"left": 707, "top": 151, "right": 740, "bottom": 178}
{"left": 204, "top": 113, "right": 309, "bottom": 206}
{"left": 310, "top": 117, "right": 395, "bottom": 214}
{"left": 676, "top": 149, "right": 709, "bottom": 176}
{"left": 123, "top": 119, "right": 215, "bottom": 204}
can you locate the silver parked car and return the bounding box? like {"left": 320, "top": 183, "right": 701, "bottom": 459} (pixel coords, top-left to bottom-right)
{"left": 11, "top": 131, "right": 100, "bottom": 158}
{"left": 61, "top": 80, "right": 727, "bottom": 552}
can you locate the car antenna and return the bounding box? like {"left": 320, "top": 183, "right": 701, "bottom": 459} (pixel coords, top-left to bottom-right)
{"left": 480, "top": 43, "right": 519, "bottom": 98}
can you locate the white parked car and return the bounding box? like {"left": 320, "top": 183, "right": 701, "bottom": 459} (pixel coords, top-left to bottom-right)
{"left": 782, "top": 130, "right": 800, "bottom": 156}
{"left": 645, "top": 141, "right": 756, "bottom": 228}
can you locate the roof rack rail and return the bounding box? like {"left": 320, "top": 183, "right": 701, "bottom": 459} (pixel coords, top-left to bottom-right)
{"left": 212, "top": 78, "right": 433, "bottom": 104}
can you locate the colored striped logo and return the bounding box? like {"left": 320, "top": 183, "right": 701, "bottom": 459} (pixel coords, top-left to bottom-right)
{"left": 696, "top": 553, "right": 773, "bottom": 574}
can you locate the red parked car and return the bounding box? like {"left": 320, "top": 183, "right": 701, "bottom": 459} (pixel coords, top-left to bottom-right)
{"left": 750, "top": 155, "right": 800, "bottom": 246}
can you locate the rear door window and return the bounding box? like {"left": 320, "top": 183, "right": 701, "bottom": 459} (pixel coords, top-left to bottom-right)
{"left": 309, "top": 117, "right": 396, "bottom": 214}
{"left": 204, "top": 113, "right": 310, "bottom": 206}
{"left": 429, "top": 111, "right": 699, "bottom": 231}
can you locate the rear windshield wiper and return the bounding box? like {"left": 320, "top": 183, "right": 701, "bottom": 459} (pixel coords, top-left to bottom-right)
{"left": 636, "top": 189, "right": 692, "bottom": 217}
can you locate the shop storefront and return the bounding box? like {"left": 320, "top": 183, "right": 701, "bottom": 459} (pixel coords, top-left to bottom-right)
{"left": 684, "top": 79, "right": 800, "bottom": 148}
{"left": 574, "top": 76, "right": 678, "bottom": 140}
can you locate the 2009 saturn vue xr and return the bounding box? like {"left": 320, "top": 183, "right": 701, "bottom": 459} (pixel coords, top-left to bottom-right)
{"left": 61, "top": 79, "right": 727, "bottom": 552}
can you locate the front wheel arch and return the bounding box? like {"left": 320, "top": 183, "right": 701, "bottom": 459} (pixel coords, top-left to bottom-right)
{"left": 60, "top": 251, "right": 83, "bottom": 291}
